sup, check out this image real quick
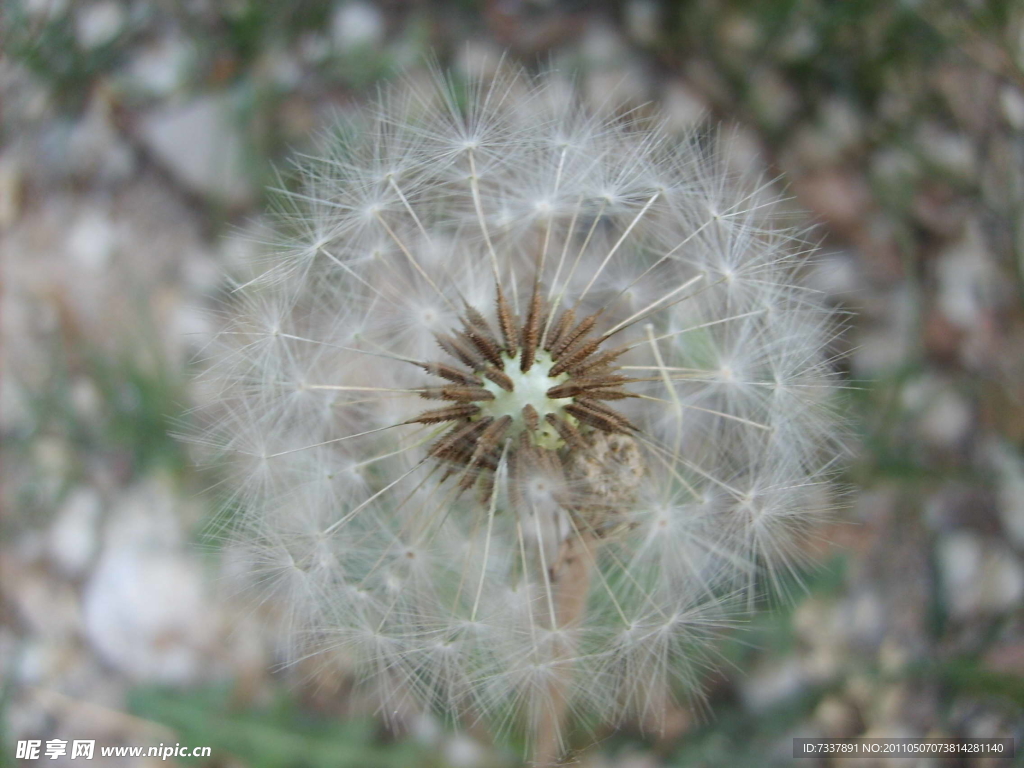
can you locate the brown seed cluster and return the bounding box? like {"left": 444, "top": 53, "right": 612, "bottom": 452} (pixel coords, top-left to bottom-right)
{"left": 407, "top": 280, "right": 640, "bottom": 494}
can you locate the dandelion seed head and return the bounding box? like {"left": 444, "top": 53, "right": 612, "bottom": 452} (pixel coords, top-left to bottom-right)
{"left": 194, "top": 63, "right": 846, "bottom": 747}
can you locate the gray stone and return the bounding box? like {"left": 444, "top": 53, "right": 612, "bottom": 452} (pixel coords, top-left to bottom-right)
{"left": 81, "top": 478, "right": 218, "bottom": 683}
{"left": 938, "top": 532, "right": 1024, "bottom": 617}
{"left": 137, "top": 95, "right": 254, "bottom": 207}
{"left": 49, "top": 486, "right": 102, "bottom": 577}
{"left": 986, "top": 440, "right": 1024, "bottom": 548}
{"left": 74, "top": 1, "right": 123, "bottom": 49}
{"left": 331, "top": 1, "right": 385, "bottom": 50}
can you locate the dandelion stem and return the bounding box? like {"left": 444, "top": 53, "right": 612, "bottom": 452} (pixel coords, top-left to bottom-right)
{"left": 565, "top": 515, "right": 628, "bottom": 626}
{"left": 533, "top": 528, "right": 599, "bottom": 768}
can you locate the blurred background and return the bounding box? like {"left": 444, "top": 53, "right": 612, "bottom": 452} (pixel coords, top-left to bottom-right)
{"left": 2, "top": 1, "right": 1023, "bottom": 765}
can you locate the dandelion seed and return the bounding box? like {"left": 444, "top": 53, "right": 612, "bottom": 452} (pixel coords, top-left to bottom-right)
{"left": 194, "top": 64, "right": 845, "bottom": 764}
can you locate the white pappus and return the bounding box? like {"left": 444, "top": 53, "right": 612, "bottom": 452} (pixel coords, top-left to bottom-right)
{"left": 193, "top": 64, "right": 846, "bottom": 762}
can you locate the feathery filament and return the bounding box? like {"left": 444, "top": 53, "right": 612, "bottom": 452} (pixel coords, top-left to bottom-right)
{"left": 196, "top": 64, "right": 844, "bottom": 757}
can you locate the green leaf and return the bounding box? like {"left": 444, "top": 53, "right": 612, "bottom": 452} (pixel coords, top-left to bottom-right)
{"left": 127, "top": 684, "right": 431, "bottom": 768}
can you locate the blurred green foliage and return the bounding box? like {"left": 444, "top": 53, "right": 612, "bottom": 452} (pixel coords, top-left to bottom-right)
{"left": 3, "top": 0, "right": 139, "bottom": 111}
{"left": 128, "top": 685, "right": 436, "bottom": 768}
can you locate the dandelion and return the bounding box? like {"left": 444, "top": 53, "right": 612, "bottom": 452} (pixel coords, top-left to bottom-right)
{"left": 196, "top": 65, "right": 844, "bottom": 764}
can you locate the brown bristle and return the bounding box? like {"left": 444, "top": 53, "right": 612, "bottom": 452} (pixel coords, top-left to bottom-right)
{"left": 483, "top": 367, "right": 514, "bottom": 392}
{"left": 420, "top": 386, "right": 495, "bottom": 402}
{"left": 457, "top": 467, "right": 483, "bottom": 491}
{"left": 458, "top": 449, "right": 501, "bottom": 490}
{"left": 466, "top": 416, "right": 512, "bottom": 473}
{"left": 495, "top": 286, "right": 518, "bottom": 356}
{"left": 474, "top": 415, "right": 512, "bottom": 456}
{"left": 566, "top": 344, "right": 630, "bottom": 376}
{"left": 576, "top": 374, "right": 634, "bottom": 388}
{"left": 406, "top": 404, "right": 480, "bottom": 425}
{"left": 539, "top": 448, "right": 565, "bottom": 484}
{"left": 564, "top": 401, "right": 635, "bottom": 434}
{"left": 575, "top": 396, "right": 627, "bottom": 415}
{"left": 433, "top": 440, "right": 474, "bottom": 463}
{"left": 579, "top": 388, "right": 635, "bottom": 401}
{"left": 460, "top": 322, "right": 505, "bottom": 369}
{"left": 421, "top": 362, "right": 481, "bottom": 387}
{"left": 475, "top": 473, "right": 495, "bottom": 506}
{"left": 549, "top": 336, "right": 605, "bottom": 377}
{"left": 522, "top": 403, "right": 540, "bottom": 432}
{"left": 519, "top": 280, "right": 545, "bottom": 373}
{"left": 575, "top": 398, "right": 638, "bottom": 431}
{"left": 463, "top": 304, "right": 493, "bottom": 336}
{"left": 516, "top": 434, "right": 541, "bottom": 474}
{"left": 544, "top": 382, "right": 577, "bottom": 399}
{"left": 546, "top": 374, "right": 632, "bottom": 399}
{"left": 432, "top": 414, "right": 513, "bottom": 492}
{"left": 436, "top": 333, "right": 483, "bottom": 370}
{"left": 551, "top": 312, "right": 599, "bottom": 360}
{"left": 543, "top": 307, "right": 575, "bottom": 351}
{"left": 429, "top": 419, "right": 492, "bottom": 459}
{"left": 545, "top": 413, "right": 585, "bottom": 449}
{"left": 506, "top": 437, "right": 524, "bottom": 511}
{"left": 414, "top": 280, "right": 643, "bottom": 487}
{"left": 547, "top": 384, "right": 634, "bottom": 401}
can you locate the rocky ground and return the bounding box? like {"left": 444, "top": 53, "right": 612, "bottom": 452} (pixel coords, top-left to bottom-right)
{"left": 2, "top": 1, "right": 1023, "bottom": 766}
